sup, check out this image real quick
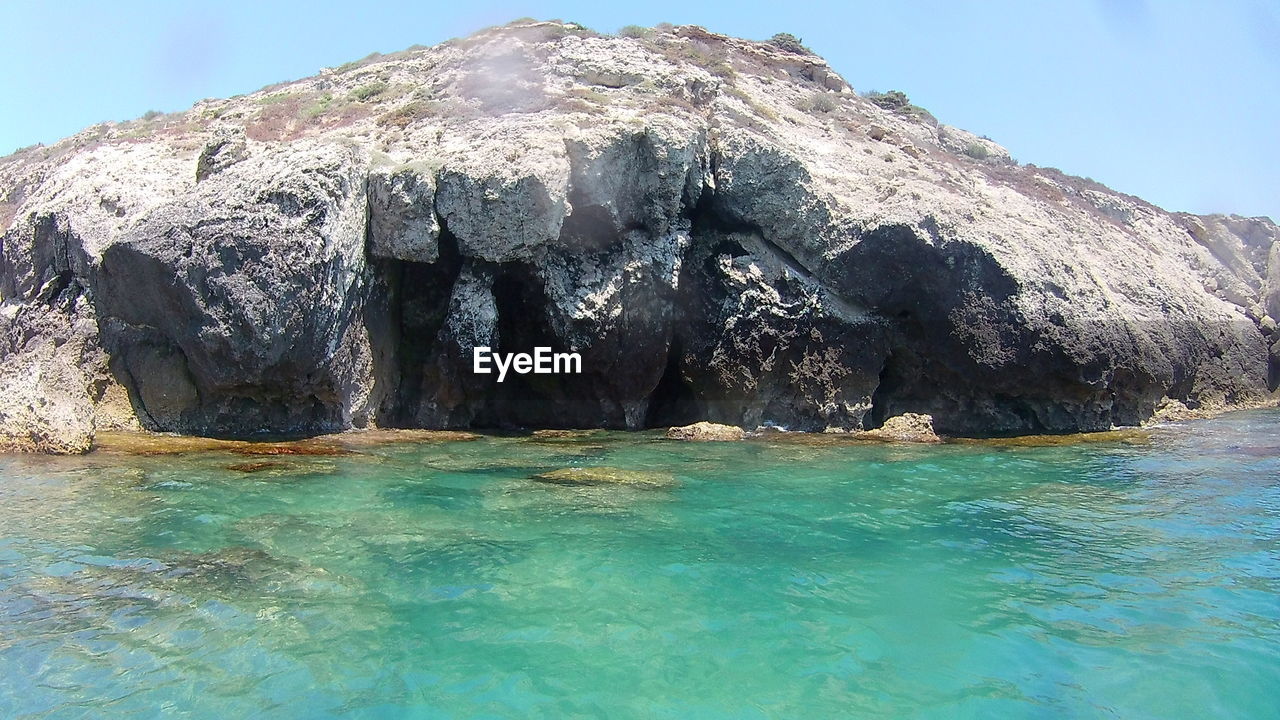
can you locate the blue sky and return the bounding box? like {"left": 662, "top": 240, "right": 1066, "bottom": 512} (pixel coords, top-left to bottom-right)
{"left": 2, "top": 0, "right": 1276, "bottom": 220}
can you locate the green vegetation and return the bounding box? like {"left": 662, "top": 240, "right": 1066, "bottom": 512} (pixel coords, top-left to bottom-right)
{"left": 140, "top": 109, "right": 164, "bottom": 121}
{"left": 302, "top": 93, "right": 335, "bottom": 119}
{"left": 350, "top": 82, "right": 390, "bottom": 102}
{"left": 377, "top": 100, "right": 438, "bottom": 128}
{"left": 964, "top": 142, "right": 991, "bottom": 160}
{"left": 256, "top": 92, "right": 297, "bottom": 105}
{"left": 618, "top": 25, "right": 650, "bottom": 39}
{"left": 865, "top": 90, "right": 909, "bottom": 111}
{"left": 768, "top": 32, "right": 812, "bottom": 54}
{"left": 534, "top": 21, "right": 600, "bottom": 41}
{"left": 904, "top": 104, "right": 938, "bottom": 125}
{"left": 335, "top": 51, "right": 383, "bottom": 73}
{"left": 863, "top": 90, "right": 938, "bottom": 126}
{"left": 244, "top": 88, "right": 381, "bottom": 141}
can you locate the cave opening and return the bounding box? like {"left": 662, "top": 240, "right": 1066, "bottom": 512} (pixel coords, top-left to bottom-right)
{"left": 868, "top": 352, "right": 903, "bottom": 430}
{"left": 470, "top": 260, "right": 578, "bottom": 428}
{"left": 491, "top": 263, "right": 559, "bottom": 359}
{"left": 560, "top": 194, "right": 625, "bottom": 253}
{"left": 643, "top": 336, "right": 700, "bottom": 428}
{"left": 377, "top": 225, "right": 464, "bottom": 426}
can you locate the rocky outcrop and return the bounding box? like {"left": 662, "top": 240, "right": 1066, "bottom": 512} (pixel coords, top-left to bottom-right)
{"left": 666, "top": 421, "right": 746, "bottom": 441}
{"left": 92, "top": 140, "right": 376, "bottom": 437}
{"left": 1, "top": 20, "right": 1276, "bottom": 452}
{"left": 855, "top": 413, "right": 941, "bottom": 443}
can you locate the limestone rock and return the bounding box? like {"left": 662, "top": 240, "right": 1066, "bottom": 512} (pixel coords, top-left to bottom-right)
{"left": 857, "top": 413, "right": 941, "bottom": 443}
{"left": 195, "top": 131, "right": 248, "bottom": 182}
{"left": 665, "top": 421, "right": 746, "bottom": 441}
{"left": 367, "top": 161, "right": 439, "bottom": 262}
{"left": 0, "top": 343, "right": 95, "bottom": 453}
{"left": 0, "top": 20, "right": 1276, "bottom": 452}
{"left": 1146, "top": 397, "right": 1213, "bottom": 424}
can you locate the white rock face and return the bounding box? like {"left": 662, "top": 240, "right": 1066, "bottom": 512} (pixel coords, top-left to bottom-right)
{"left": 0, "top": 20, "right": 1276, "bottom": 452}
{"left": 368, "top": 162, "right": 440, "bottom": 262}
{"left": 0, "top": 320, "right": 97, "bottom": 454}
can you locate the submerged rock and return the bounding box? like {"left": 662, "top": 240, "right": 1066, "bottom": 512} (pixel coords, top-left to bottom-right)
{"left": 1, "top": 21, "right": 1277, "bottom": 452}
{"left": 525, "top": 429, "right": 606, "bottom": 443}
{"left": 531, "top": 466, "right": 678, "bottom": 489}
{"left": 750, "top": 430, "right": 875, "bottom": 448}
{"left": 224, "top": 459, "right": 338, "bottom": 477}
{"left": 90, "top": 428, "right": 480, "bottom": 456}
{"left": 228, "top": 443, "right": 350, "bottom": 457}
{"left": 951, "top": 428, "right": 1151, "bottom": 448}
{"left": 92, "top": 432, "right": 252, "bottom": 455}
{"left": 665, "top": 421, "right": 746, "bottom": 441}
{"left": 326, "top": 428, "right": 483, "bottom": 447}
{"left": 227, "top": 461, "right": 286, "bottom": 473}
{"left": 94, "top": 432, "right": 355, "bottom": 456}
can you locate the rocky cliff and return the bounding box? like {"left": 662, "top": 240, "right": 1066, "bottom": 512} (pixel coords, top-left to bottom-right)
{"left": 2, "top": 21, "right": 1277, "bottom": 452}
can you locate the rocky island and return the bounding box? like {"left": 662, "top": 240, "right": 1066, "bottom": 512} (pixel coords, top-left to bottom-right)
{"left": 1, "top": 20, "right": 1277, "bottom": 453}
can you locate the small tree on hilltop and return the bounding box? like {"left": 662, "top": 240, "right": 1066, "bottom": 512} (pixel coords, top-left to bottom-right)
{"left": 769, "top": 33, "right": 811, "bottom": 54}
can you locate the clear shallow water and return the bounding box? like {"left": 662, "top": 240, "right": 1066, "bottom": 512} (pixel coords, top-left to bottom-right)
{"left": 1, "top": 414, "right": 1278, "bottom": 719}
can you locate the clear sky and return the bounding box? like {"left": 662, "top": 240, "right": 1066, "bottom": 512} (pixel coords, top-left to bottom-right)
{"left": 2, "top": 0, "right": 1276, "bottom": 220}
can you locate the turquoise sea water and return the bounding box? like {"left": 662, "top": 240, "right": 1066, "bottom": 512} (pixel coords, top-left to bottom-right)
{"left": 1, "top": 413, "right": 1278, "bottom": 719}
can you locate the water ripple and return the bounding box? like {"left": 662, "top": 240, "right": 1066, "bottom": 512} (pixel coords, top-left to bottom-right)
{"left": 0, "top": 411, "right": 1278, "bottom": 718}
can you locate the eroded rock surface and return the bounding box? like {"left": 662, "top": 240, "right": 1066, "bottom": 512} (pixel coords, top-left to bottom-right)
{"left": 855, "top": 413, "right": 941, "bottom": 443}
{"left": 666, "top": 421, "right": 746, "bottom": 441}
{"left": 1, "top": 20, "right": 1276, "bottom": 452}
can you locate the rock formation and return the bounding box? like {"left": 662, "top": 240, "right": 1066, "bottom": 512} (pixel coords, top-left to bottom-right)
{"left": 666, "top": 421, "right": 746, "bottom": 441}
{"left": 855, "top": 413, "right": 941, "bottom": 443}
{"left": 532, "top": 467, "right": 677, "bottom": 489}
{"left": 1, "top": 21, "right": 1277, "bottom": 452}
